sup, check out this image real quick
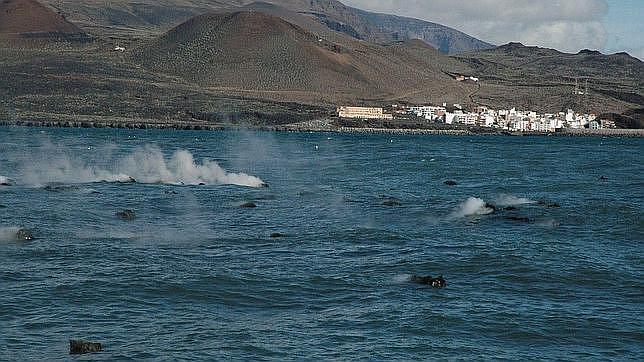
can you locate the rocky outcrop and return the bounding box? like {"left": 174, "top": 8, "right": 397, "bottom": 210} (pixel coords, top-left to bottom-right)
{"left": 69, "top": 340, "right": 102, "bottom": 354}
{"left": 116, "top": 209, "right": 136, "bottom": 221}
{"left": 15, "top": 228, "right": 35, "bottom": 240}
{"left": 410, "top": 275, "right": 446, "bottom": 288}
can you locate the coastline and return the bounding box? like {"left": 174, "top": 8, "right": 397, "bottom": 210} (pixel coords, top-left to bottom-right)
{"left": 1, "top": 117, "right": 643, "bottom": 137}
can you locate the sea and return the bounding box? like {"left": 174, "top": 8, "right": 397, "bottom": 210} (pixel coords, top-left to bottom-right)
{"left": 0, "top": 126, "right": 642, "bottom": 360}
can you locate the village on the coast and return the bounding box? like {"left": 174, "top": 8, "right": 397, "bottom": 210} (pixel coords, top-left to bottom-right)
{"left": 336, "top": 72, "right": 617, "bottom": 132}
{"left": 337, "top": 104, "right": 616, "bottom": 132}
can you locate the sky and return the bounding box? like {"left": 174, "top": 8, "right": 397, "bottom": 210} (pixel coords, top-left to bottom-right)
{"left": 341, "top": 0, "right": 643, "bottom": 59}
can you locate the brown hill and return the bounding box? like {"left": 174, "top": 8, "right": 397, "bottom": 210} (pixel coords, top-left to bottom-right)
{"left": 455, "top": 43, "right": 644, "bottom": 113}
{"left": 0, "top": 0, "right": 86, "bottom": 38}
{"left": 132, "top": 10, "right": 473, "bottom": 104}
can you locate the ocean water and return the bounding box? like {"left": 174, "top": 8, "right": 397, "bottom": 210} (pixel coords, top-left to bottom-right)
{"left": 0, "top": 126, "right": 642, "bottom": 360}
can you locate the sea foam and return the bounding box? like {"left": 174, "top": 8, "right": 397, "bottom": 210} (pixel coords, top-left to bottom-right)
{"left": 0, "top": 176, "right": 12, "bottom": 185}
{"left": 493, "top": 194, "right": 536, "bottom": 207}
{"left": 452, "top": 197, "right": 495, "bottom": 217}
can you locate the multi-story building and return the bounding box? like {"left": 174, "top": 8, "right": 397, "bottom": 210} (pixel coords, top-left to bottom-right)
{"left": 337, "top": 106, "right": 393, "bottom": 120}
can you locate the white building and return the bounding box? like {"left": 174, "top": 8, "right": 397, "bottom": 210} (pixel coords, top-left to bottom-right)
{"left": 337, "top": 106, "right": 393, "bottom": 120}
{"left": 408, "top": 106, "right": 446, "bottom": 120}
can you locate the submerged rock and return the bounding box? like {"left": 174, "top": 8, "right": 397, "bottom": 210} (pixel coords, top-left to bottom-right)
{"left": 69, "top": 340, "right": 102, "bottom": 355}
{"left": 342, "top": 196, "right": 362, "bottom": 203}
{"left": 538, "top": 200, "right": 561, "bottom": 208}
{"left": 484, "top": 202, "right": 499, "bottom": 212}
{"left": 382, "top": 197, "right": 402, "bottom": 206}
{"left": 43, "top": 184, "right": 78, "bottom": 192}
{"left": 15, "top": 228, "right": 35, "bottom": 241}
{"left": 443, "top": 180, "right": 458, "bottom": 186}
{"left": 239, "top": 202, "right": 257, "bottom": 208}
{"left": 505, "top": 216, "right": 531, "bottom": 223}
{"left": 116, "top": 209, "right": 136, "bottom": 221}
{"left": 270, "top": 232, "right": 287, "bottom": 238}
{"left": 410, "top": 275, "right": 446, "bottom": 288}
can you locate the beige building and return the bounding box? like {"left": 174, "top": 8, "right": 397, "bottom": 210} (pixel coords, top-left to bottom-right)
{"left": 337, "top": 106, "right": 393, "bottom": 120}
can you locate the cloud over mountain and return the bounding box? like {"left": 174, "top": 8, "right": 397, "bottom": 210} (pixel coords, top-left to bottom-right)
{"left": 342, "top": 0, "right": 609, "bottom": 53}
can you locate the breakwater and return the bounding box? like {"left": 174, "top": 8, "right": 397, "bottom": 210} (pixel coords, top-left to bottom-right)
{"left": 0, "top": 119, "right": 224, "bottom": 130}
{"left": 2, "top": 118, "right": 643, "bottom": 137}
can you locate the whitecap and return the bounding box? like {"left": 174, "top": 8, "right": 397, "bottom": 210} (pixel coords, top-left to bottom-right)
{"left": 0, "top": 175, "right": 13, "bottom": 186}
{"left": 493, "top": 194, "right": 536, "bottom": 207}
{"left": 452, "top": 197, "right": 494, "bottom": 217}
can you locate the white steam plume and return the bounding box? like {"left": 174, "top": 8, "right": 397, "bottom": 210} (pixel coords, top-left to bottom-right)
{"left": 0, "top": 227, "right": 21, "bottom": 242}
{"left": 10, "top": 144, "right": 266, "bottom": 188}
{"left": 118, "top": 146, "right": 266, "bottom": 187}
{"left": 452, "top": 197, "right": 494, "bottom": 217}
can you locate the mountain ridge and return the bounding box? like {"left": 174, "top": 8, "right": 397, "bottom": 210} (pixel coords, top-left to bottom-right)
{"left": 41, "top": 0, "right": 493, "bottom": 54}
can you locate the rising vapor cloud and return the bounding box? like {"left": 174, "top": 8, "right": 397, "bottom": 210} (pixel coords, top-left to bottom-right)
{"left": 342, "top": 0, "right": 609, "bottom": 53}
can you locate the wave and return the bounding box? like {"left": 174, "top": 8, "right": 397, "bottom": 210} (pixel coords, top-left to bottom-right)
{"left": 493, "top": 194, "right": 536, "bottom": 207}
{"left": 452, "top": 197, "right": 495, "bottom": 217}
{"left": 11, "top": 144, "right": 266, "bottom": 188}
{"left": 0, "top": 175, "right": 12, "bottom": 186}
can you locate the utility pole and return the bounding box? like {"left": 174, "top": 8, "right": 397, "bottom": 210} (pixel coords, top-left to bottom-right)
{"left": 574, "top": 77, "right": 579, "bottom": 95}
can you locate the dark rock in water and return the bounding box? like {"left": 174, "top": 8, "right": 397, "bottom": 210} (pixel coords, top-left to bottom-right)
{"left": 43, "top": 184, "right": 78, "bottom": 192}
{"left": 382, "top": 197, "right": 402, "bottom": 206}
{"left": 0, "top": 182, "right": 11, "bottom": 186}
{"left": 503, "top": 206, "right": 518, "bottom": 211}
{"left": 239, "top": 202, "right": 257, "bottom": 208}
{"left": 259, "top": 182, "right": 269, "bottom": 188}
{"left": 411, "top": 275, "right": 446, "bottom": 288}
{"left": 443, "top": 180, "right": 458, "bottom": 186}
{"left": 0, "top": 204, "right": 6, "bottom": 208}
{"left": 69, "top": 340, "right": 102, "bottom": 355}
{"left": 484, "top": 202, "right": 499, "bottom": 212}
{"left": 505, "top": 216, "right": 531, "bottom": 223}
{"left": 538, "top": 200, "right": 561, "bottom": 208}
{"left": 198, "top": 182, "right": 206, "bottom": 186}
{"left": 15, "top": 228, "right": 34, "bottom": 241}
{"left": 116, "top": 209, "right": 136, "bottom": 221}
{"left": 343, "top": 196, "right": 362, "bottom": 203}
{"left": 270, "top": 232, "right": 287, "bottom": 238}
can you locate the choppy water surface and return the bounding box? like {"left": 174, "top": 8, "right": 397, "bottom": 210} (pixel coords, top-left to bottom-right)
{"left": 0, "top": 126, "right": 642, "bottom": 360}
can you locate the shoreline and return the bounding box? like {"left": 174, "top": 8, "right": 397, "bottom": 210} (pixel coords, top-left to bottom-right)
{"left": 1, "top": 118, "right": 643, "bottom": 138}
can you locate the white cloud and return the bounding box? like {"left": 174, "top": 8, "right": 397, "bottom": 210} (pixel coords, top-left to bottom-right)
{"left": 342, "top": 0, "right": 610, "bottom": 53}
